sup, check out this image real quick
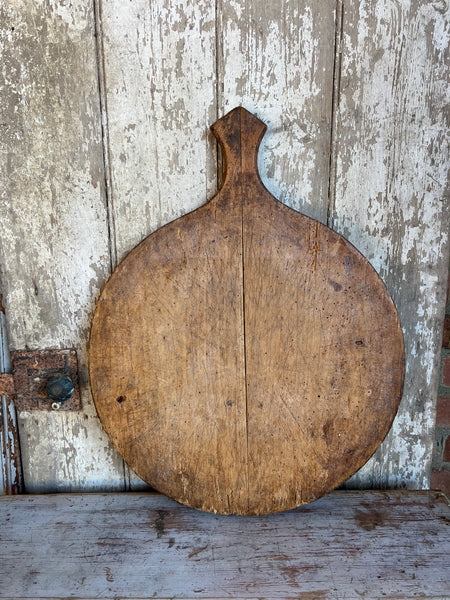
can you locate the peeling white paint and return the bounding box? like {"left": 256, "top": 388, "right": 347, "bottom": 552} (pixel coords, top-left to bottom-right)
{"left": 0, "top": 0, "right": 125, "bottom": 492}
{"left": 0, "top": 0, "right": 448, "bottom": 494}
{"left": 99, "top": 0, "right": 218, "bottom": 265}
{"left": 219, "top": 1, "right": 333, "bottom": 223}
{"left": 337, "top": 0, "right": 449, "bottom": 489}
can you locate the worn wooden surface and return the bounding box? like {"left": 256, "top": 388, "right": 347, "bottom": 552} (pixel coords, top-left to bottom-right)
{"left": 216, "top": 0, "right": 336, "bottom": 223}
{"left": 0, "top": 0, "right": 125, "bottom": 491}
{"left": 333, "top": 0, "right": 450, "bottom": 489}
{"left": 0, "top": 0, "right": 448, "bottom": 493}
{"left": 95, "top": 0, "right": 337, "bottom": 492}
{"left": 90, "top": 107, "right": 405, "bottom": 515}
{"left": 0, "top": 490, "right": 448, "bottom": 599}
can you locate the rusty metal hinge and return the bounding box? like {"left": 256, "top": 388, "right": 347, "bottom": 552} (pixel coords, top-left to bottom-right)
{"left": 0, "top": 349, "right": 81, "bottom": 411}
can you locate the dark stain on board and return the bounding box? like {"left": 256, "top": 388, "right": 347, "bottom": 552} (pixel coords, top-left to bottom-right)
{"left": 154, "top": 509, "right": 169, "bottom": 538}
{"left": 355, "top": 508, "right": 387, "bottom": 531}
{"left": 329, "top": 279, "right": 342, "bottom": 292}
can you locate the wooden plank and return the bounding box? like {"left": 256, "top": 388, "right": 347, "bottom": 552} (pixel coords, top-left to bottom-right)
{"left": 217, "top": 0, "right": 336, "bottom": 223}
{"left": 332, "top": 1, "right": 450, "bottom": 489}
{"left": 0, "top": 0, "right": 125, "bottom": 491}
{"left": 0, "top": 490, "right": 448, "bottom": 599}
{"left": 96, "top": 0, "right": 218, "bottom": 266}
{"left": 97, "top": 0, "right": 218, "bottom": 489}
{"left": 241, "top": 119, "right": 404, "bottom": 513}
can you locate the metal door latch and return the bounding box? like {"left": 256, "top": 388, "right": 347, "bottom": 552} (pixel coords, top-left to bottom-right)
{"left": 0, "top": 349, "right": 81, "bottom": 411}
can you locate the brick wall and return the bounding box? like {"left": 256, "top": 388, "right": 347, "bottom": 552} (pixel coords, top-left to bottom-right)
{"left": 430, "top": 266, "right": 450, "bottom": 496}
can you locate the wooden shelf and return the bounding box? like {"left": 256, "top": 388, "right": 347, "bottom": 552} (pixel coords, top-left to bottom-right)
{"left": 0, "top": 490, "right": 448, "bottom": 599}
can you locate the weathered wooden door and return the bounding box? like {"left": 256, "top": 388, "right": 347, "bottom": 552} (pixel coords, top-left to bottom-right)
{"left": 0, "top": 0, "right": 448, "bottom": 494}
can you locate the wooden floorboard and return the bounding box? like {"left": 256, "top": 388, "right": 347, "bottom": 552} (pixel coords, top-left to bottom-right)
{"left": 0, "top": 491, "right": 448, "bottom": 599}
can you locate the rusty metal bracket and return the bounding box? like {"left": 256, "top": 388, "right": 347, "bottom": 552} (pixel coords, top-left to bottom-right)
{"left": 0, "top": 349, "right": 81, "bottom": 411}
{"left": 0, "top": 373, "right": 15, "bottom": 396}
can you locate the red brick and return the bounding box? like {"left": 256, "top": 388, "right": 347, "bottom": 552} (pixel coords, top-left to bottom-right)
{"left": 430, "top": 469, "right": 450, "bottom": 496}
{"left": 443, "top": 436, "right": 450, "bottom": 463}
{"left": 443, "top": 315, "right": 450, "bottom": 349}
{"left": 443, "top": 355, "right": 450, "bottom": 387}
{"left": 436, "top": 397, "right": 450, "bottom": 427}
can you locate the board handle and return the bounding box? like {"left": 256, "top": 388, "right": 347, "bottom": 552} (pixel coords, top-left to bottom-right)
{"left": 211, "top": 107, "right": 267, "bottom": 190}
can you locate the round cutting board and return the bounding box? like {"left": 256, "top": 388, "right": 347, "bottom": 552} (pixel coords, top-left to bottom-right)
{"left": 89, "top": 107, "right": 405, "bottom": 515}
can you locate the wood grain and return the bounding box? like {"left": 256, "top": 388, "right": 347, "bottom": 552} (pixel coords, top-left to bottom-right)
{"left": 217, "top": 0, "right": 335, "bottom": 222}
{"left": 0, "top": 0, "right": 125, "bottom": 492}
{"left": 96, "top": 0, "right": 219, "bottom": 489}
{"left": 0, "top": 0, "right": 447, "bottom": 495}
{"left": 0, "top": 491, "right": 448, "bottom": 599}
{"left": 332, "top": 0, "right": 450, "bottom": 489}
{"left": 91, "top": 156, "right": 248, "bottom": 512}
{"left": 96, "top": 0, "right": 218, "bottom": 266}
{"left": 90, "top": 108, "right": 404, "bottom": 515}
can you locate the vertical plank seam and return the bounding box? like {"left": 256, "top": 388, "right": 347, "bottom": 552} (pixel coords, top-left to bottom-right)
{"left": 93, "top": 0, "right": 118, "bottom": 273}
{"left": 215, "top": 0, "right": 223, "bottom": 189}
{"left": 327, "top": 0, "right": 344, "bottom": 228}
{"left": 92, "top": 0, "right": 128, "bottom": 491}
{"left": 1, "top": 397, "right": 22, "bottom": 494}
{"left": 239, "top": 115, "right": 250, "bottom": 513}
{"left": 215, "top": 0, "right": 219, "bottom": 125}
{"left": 0, "top": 293, "right": 10, "bottom": 494}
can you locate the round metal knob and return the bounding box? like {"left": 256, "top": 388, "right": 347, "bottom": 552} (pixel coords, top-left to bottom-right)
{"left": 46, "top": 375, "right": 74, "bottom": 403}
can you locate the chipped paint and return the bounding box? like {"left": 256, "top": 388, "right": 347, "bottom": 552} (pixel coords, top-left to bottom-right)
{"left": 218, "top": 0, "right": 335, "bottom": 223}
{"left": 335, "top": 0, "right": 449, "bottom": 489}
{"left": 0, "top": 0, "right": 125, "bottom": 492}
{"left": 98, "top": 0, "right": 218, "bottom": 265}
{"left": 0, "top": 0, "right": 448, "bottom": 494}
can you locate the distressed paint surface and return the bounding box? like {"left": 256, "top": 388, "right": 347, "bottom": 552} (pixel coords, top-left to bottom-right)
{"left": 97, "top": 0, "right": 218, "bottom": 489}
{"left": 97, "top": 0, "right": 218, "bottom": 266}
{"left": 98, "top": 0, "right": 337, "bottom": 489}
{"left": 217, "top": 0, "right": 335, "bottom": 222}
{"left": 0, "top": 491, "right": 448, "bottom": 599}
{"left": 0, "top": 0, "right": 124, "bottom": 491}
{"left": 0, "top": 0, "right": 448, "bottom": 493}
{"left": 332, "top": 0, "right": 450, "bottom": 489}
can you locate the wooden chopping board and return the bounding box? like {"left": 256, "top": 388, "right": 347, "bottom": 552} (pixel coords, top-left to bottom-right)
{"left": 89, "top": 107, "right": 405, "bottom": 515}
